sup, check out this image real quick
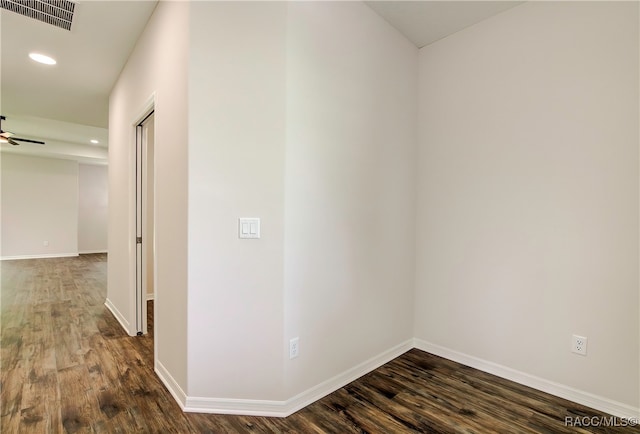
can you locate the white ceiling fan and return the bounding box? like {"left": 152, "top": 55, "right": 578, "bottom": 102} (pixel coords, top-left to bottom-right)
{"left": 0, "top": 116, "right": 45, "bottom": 146}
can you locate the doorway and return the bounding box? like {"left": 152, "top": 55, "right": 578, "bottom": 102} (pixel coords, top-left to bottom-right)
{"left": 135, "top": 111, "right": 155, "bottom": 335}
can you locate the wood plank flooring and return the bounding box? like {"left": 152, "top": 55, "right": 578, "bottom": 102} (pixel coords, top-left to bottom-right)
{"left": 1, "top": 254, "right": 637, "bottom": 433}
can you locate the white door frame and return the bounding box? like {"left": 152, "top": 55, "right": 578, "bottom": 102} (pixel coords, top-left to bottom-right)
{"left": 132, "top": 98, "right": 155, "bottom": 336}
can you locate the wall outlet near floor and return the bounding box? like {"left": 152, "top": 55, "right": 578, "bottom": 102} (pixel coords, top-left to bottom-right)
{"left": 571, "top": 335, "right": 587, "bottom": 356}
{"left": 289, "top": 337, "right": 299, "bottom": 359}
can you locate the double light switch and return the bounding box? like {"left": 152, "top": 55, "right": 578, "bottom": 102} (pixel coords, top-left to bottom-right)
{"left": 239, "top": 218, "right": 260, "bottom": 239}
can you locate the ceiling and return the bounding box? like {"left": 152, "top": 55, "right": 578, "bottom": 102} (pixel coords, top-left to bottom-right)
{"left": 1, "top": 0, "right": 157, "bottom": 162}
{"left": 366, "top": 1, "right": 523, "bottom": 48}
{"left": 1, "top": 1, "right": 522, "bottom": 163}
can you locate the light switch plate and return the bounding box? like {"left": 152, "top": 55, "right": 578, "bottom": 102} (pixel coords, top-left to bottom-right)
{"left": 239, "top": 218, "right": 260, "bottom": 239}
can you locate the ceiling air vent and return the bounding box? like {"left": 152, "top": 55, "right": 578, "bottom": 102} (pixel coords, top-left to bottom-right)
{"left": 1, "top": 0, "right": 75, "bottom": 31}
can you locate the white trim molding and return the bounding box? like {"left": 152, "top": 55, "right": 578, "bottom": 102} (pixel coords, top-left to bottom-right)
{"left": 413, "top": 339, "right": 640, "bottom": 420}
{"left": 1, "top": 253, "right": 78, "bottom": 261}
{"left": 104, "top": 298, "right": 131, "bottom": 336}
{"left": 79, "top": 250, "right": 108, "bottom": 255}
{"left": 154, "top": 338, "right": 639, "bottom": 419}
{"left": 282, "top": 339, "right": 414, "bottom": 417}
{"left": 184, "top": 397, "right": 285, "bottom": 417}
{"left": 178, "top": 339, "right": 414, "bottom": 417}
{"left": 156, "top": 361, "right": 187, "bottom": 410}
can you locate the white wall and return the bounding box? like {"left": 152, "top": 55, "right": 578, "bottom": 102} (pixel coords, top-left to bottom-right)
{"left": 1, "top": 153, "right": 78, "bottom": 258}
{"left": 185, "top": 1, "right": 417, "bottom": 406}
{"left": 78, "top": 164, "right": 107, "bottom": 253}
{"left": 284, "top": 1, "right": 418, "bottom": 397}
{"left": 415, "top": 1, "right": 639, "bottom": 410}
{"left": 188, "top": 1, "right": 287, "bottom": 400}
{"left": 107, "top": 0, "right": 638, "bottom": 417}
{"left": 108, "top": 0, "right": 188, "bottom": 391}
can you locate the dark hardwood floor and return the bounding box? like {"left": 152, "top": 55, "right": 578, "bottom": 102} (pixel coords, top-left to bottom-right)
{"left": 1, "top": 254, "right": 637, "bottom": 433}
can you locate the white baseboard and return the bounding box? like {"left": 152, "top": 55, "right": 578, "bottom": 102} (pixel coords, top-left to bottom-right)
{"left": 413, "top": 339, "right": 640, "bottom": 420}
{"left": 79, "top": 250, "right": 107, "bottom": 255}
{"left": 156, "top": 361, "right": 187, "bottom": 409}
{"left": 282, "top": 339, "right": 414, "bottom": 416}
{"left": 182, "top": 339, "right": 414, "bottom": 417}
{"left": 1, "top": 253, "right": 79, "bottom": 260}
{"left": 185, "top": 396, "right": 286, "bottom": 417}
{"left": 104, "top": 298, "right": 131, "bottom": 336}
{"left": 155, "top": 338, "right": 639, "bottom": 419}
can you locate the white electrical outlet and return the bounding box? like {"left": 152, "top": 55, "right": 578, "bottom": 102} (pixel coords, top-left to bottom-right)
{"left": 571, "top": 335, "right": 587, "bottom": 356}
{"left": 289, "top": 337, "right": 299, "bottom": 359}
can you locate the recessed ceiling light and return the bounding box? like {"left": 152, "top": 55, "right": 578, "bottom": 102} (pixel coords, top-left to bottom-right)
{"left": 29, "top": 52, "right": 57, "bottom": 65}
{"left": 90, "top": 139, "right": 99, "bottom": 144}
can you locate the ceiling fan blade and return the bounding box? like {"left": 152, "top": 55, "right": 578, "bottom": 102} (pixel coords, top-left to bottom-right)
{"left": 11, "top": 137, "right": 45, "bottom": 145}
{"left": 7, "top": 138, "right": 20, "bottom": 146}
